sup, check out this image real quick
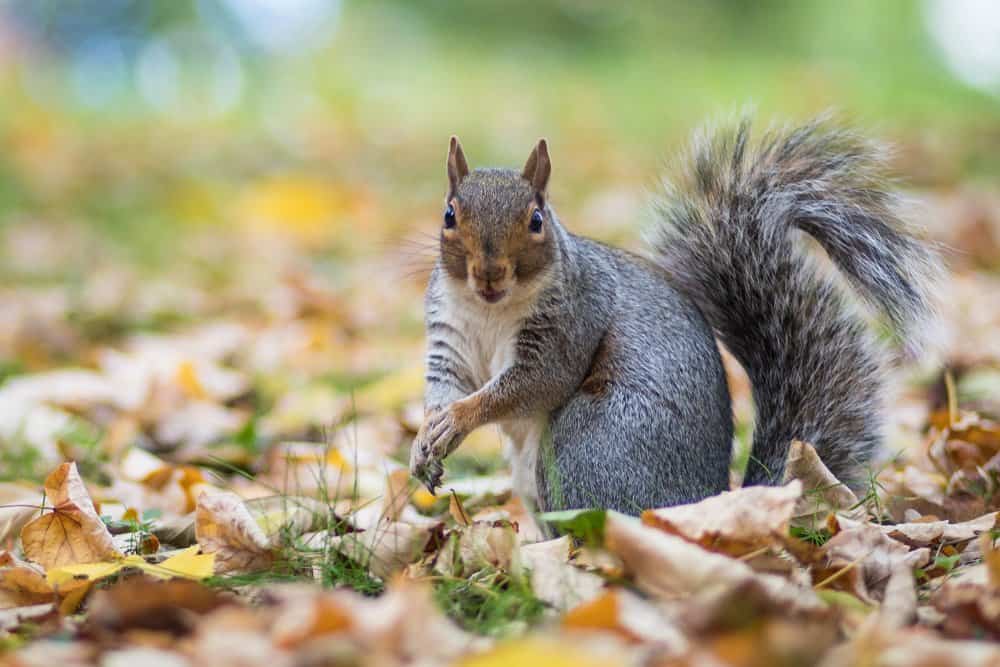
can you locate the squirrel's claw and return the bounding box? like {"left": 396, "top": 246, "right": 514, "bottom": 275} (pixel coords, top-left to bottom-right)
{"left": 410, "top": 403, "right": 466, "bottom": 494}
{"left": 422, "top": 459, "right": 443, "bottom": 493}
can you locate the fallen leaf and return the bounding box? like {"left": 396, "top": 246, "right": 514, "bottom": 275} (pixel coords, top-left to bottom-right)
{"left": 195, "top": 492, "right": 276, "bottom": 574}
{"left": 782, "top": 440, "right": 864, "bottom": 523}
{"left": 330, "top": 519, "right": 432, "bottom": 580}
{"left": 983, "top": 532, "right": 1000, "bottom": 590}
{"left": 932, "top": 574, "right": 1000, "bottom": 640}
{"left": 865, "top": 566, "right": 917, "bottom": 633}
{"left": 519, "top": 536, "right": 604, "bottom": 611}
{"left": 147, "top": 546, "right": 217, "bottom": 580}
{"left": 0, "top": 557, "right": 54, "bottom": 609}
{"left": 604, "top": 511, "right": 826, "bottom": 614}
{"left": 0, "top": 482, "right": 42, "bottom": 548}
{"left": 814, "top": 524, "right": 930, "bottom": 603}
{"left": 380, "top": 469, "right": 412, "bottom": 523}
{"left": 816, "top": 629, "right": 1000, "bottom": 667}
{"left": 837, "top": 511, "right": 997, "bottom": 549}
{"left": 245, "top": 495, "right": 330, "bottom": 539}
{"left": 642, "top": 480, "right": 801, "bottom": 556}
{"left": 457, "top": 521, "right": 518, "bottom": 574}
{"left": 46, "top": 547, "right": 215, "bottom": 591}
{"left": 85, "top": 577, "right": 229, "bottom": 638}
{"left": 0, "top": 602, "right": 57, "bottom": 633}
{"left": 563, "top": 589, "right": 688, "bottom": 650}
{"left": 100, "top": 649, "right": 192, "bottom": 667}
{"left": 268, "top": 586, "right": 353, "bottom": 648}
{"left": 456, "top": 636, "right": 630, "bottom": 667}
{"left": 21, "top": 462, "right": 122, "bottom": 570}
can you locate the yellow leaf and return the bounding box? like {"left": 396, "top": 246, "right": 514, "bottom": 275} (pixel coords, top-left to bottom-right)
{"left": 179, "top": 466, "right": 208, "bottom": 514}
{"left": 325, "top": 448, "right": 349, "bottom": 471}
{"left": 411, "top": 487, "right": 438, "bottom": 511}
{"left": 239, "top": 176, "right": 345, "bottom": 246}
{"left": 47, "top": 548, "right": 215, "bottom": 589}
{"left": 176, "top": 360, "right": 208, "bottom": 400}
{"left": 47, "top": 559, "right": 129, "bottom": 587}
{"left": 143, "top": 547, "right": 215, "bottom": 580}
{"left": 457, "top": 638, "right": 626, "bottom": 667}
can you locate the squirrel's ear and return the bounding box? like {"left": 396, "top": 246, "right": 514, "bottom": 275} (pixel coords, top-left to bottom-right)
{"left": 522, "top": 139, "right": 551, "bottom": 194}
{"left": 447, "top": 136, "right": 470, "bottom": 195}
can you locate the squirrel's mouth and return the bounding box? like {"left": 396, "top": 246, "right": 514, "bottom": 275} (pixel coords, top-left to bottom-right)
{"left": 477, "top": 287, "right": 508, "bottom": 304}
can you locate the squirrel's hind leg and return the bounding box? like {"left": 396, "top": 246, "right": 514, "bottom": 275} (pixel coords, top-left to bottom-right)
{"left": 537, "top": 387, "right": 731, "bottom": 515}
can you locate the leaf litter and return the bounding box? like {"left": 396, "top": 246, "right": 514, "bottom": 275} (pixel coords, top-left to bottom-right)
{"left": 2, "top": 196, "right": 1000, "bottom": 666}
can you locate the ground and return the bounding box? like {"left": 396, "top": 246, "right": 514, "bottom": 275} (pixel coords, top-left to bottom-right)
{"left": 2, "top": 2, "right": 1000, "bottom": 665}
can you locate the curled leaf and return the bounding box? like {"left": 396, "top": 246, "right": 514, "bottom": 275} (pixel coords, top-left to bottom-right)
{"left": 196, "top": 492, "right": 276, "bottom": 574}
{"left": 642, "top": 481, "right": 801, "bottom": 556}
{"left": 21, "top": 462, "right": 122, "bottom": 570}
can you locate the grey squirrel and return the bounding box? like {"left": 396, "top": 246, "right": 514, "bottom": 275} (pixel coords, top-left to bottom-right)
{"left": 409, "top": 117, "right": 941, "bottom": 514}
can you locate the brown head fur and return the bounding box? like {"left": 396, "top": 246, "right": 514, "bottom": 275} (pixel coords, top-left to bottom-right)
{"left": 440, "top": 137, "right": 557, "bottom": 304}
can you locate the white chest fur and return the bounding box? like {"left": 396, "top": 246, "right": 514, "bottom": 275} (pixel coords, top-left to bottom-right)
{"left": 437, "top": 279, "right": 547, "bottom": 504}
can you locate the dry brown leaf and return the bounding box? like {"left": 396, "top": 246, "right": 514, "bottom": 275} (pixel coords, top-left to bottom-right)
{"left": 642, "top": 480, "right": 801, "bottom": 556}
{"left": 604, "top": 511, "right": 826, "bottom": 614}
{"left": 0, "top": 552, "right": 91, "bottom": 615}
{"left": 85, "top": 577, "right": 230, "bottom": 638}
{"left": 21, "top": 462, "right": 122, "bottom": 570}
{"left": 837, "top": 511, "right": 997, "bottom": 549}
{"left": 871, "top": 566, "right": 917, "bottom": 632}
{"left": 188, "top": 605, "right": 289, "bottom": 667}
{"left": 457, "top": 521, "right": 518, "bottom": 573}
{"left": 244, "top": 495, "right": 329, "bottom": 539}
{"left": 0, "top": 602, "right": 58, "bottom": 633}
{"left": 519, "top": 536, "right": 605, "bottom": 611}
{"left": 983, "top": 532, "right": 1000, "bottom": 590}
{"left": 264, "top": 581, "right": 474, "bottom": 665}
{"left": 563, "top": 589, "right": 688, "bottom": 650}
{"left": 0, "top": 482, "right": 42, "bottom": 549}
{"left": 821, "top": 630, "right": 1000, "bottom": 667}
{"left": 195, "top": 492, "right": 276, "bottom": 574}
{"left": 783, "top": 440, "right": 864, "bottom": 523}
{"left": 0, "top": 557, "right": 54, "bottom": 609}
{"left": 815, "top": 524, "right": 930, "bottom": 603}
{"left": 932, "top": 570, "right": 1000, "bottom": 640}
{"left": 329, "top": 518, "right": 432, "bottom": 580}
{"left": 270, "top": 589, "right": 353, "bottom": 648}
{"left": 101, "top": 649, "right": 193, "bottom": 667}
{"left": 380, "top": 469, "right": 412, "bottom": 522}
{"left": 449, "top": 492, "right": 473, "bottom": 526}
{"left": 678, "top": 578, "right": 840, "bottom": 664}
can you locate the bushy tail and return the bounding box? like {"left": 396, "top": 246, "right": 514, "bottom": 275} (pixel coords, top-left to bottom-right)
{"left": 649, "top": 116, "right": 941, "bottom": 487}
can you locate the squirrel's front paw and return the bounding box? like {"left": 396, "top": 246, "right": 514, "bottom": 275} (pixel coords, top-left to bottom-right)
{"left": 409, "top": 402, "right": 472, "bottom": 492}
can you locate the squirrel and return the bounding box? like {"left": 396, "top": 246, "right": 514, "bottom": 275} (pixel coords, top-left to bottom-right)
{"left": 409, "top": 116, "right": 941, "bottom": 515}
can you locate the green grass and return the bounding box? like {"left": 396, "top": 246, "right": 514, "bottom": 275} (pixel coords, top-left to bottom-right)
{"left": 317, "top": 550, "right": 386, "bottom": 596}
{"left": 0, "top": 438, "right": 46, "bottom": 482}
{"left": 433, "top": 569, "right": 546, "bottom": 637}
{"left": 789, "top": 525, "right": 832, "bottom": 547}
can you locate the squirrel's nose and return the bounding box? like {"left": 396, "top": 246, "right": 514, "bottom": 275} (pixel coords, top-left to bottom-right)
{"left": 473, "top": 262, "right": 509, "bottom": 284}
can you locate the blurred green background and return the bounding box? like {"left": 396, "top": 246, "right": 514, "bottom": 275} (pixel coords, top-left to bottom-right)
{"left": 1, "top": 0, "right": 999, "bottom": 365}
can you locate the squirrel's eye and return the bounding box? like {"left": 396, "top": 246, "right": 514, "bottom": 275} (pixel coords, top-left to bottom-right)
{"left": 443, "top": 204, "right": 456, "bottom": 229}
{"left": 529, "top": 209, "right": 544, "bottom": 234}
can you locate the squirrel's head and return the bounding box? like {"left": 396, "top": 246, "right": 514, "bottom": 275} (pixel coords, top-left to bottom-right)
{"left": 438, "top": 136, "right": 557, "bottom": 305}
